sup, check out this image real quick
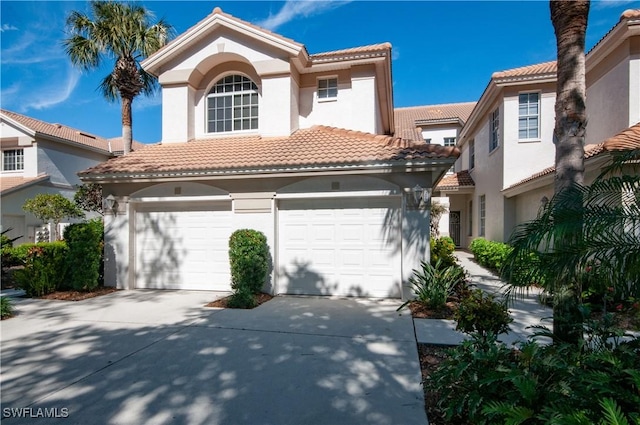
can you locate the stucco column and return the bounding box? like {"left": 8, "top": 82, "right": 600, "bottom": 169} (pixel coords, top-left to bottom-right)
{"left": 401, "top": 191, "right": 431, "bottom": 300}
{"left": 103, "top": 196, "right": 131, "bottom": 289}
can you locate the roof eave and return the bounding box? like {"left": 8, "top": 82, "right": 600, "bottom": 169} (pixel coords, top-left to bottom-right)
{"left": 79, "top": 157, "right": 457, "bottom": 184}
{"left": 0, "top": 175, "right": 50, "bottom": 196}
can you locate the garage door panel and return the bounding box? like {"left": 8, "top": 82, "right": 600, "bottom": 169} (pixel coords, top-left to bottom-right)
{"left": 277, "top": 198, "right": 401, "bottom": 298}
{"left": 136, "top": 205, "right": 232, "bottom": 291}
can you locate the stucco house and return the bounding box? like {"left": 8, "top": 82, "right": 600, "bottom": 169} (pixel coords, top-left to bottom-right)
{"left": 0, "top": 110, "right": 143, "bottom": 244}
{"left": 79, "top": 8, "right": 457, "bottom": 299}
{"left": 396, "top": 9, "right": 640, "bottom": 247}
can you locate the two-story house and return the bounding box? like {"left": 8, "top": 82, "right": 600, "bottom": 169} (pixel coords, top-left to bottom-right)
{"left": 406, "top": 9, "right": 640, "bottom": 247}
{"left": 0, "top": 110, "right": 142, "bottom": 244}
{"left": 79, "top": 8, "right": 457, "bottom": 299}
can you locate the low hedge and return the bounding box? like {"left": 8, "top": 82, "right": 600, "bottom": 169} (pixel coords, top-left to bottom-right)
{"left": 470, "top": 238, "right": 545, "bottom": 286}
{"left": 469, "top": 238, "right": 512, "bottom": 272}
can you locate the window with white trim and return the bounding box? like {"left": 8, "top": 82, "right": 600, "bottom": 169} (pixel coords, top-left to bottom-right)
{"left": 444, "top": 137, "right": 456, "bottom": 147}
{"left": 489, "top": 108, "right": 499, "bottom": 152}
{"left": 519, "top": 93, "right": 539, "bottom": 139}
{"left": 2, "top": 149, "right": 24, "bottom": 171}
{"left": 318, "top": 77, "right": 338, "bottom": 100}
{"left": 207, "top": 75, "right": 258, "bottom": 133}
{"left": 479, "top": 195, "right": 486, "bottom": 236}
{"left": 469, "top": 139, "right": 475, "bottom": 169}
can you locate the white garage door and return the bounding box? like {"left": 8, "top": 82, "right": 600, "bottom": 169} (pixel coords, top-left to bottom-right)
{"left": 135, "top": 203, "right": 233, "bottom": 291}
{"left": 277, "top": 198, "right": 401, "bottom": 298}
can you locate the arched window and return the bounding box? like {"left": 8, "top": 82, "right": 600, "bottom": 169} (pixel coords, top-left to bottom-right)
{"left": 207, "top": 75, "right": 258, "bottom": 133}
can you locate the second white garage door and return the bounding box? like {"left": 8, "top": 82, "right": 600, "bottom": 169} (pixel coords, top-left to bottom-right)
{"left": 135, "top": 203, "right": 233, "bottom": 291}
{"left": 277, "top": 198, "right": 402, "bottom": 298}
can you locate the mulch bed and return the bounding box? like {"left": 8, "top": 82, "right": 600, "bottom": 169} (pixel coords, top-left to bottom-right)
{"left": 408, "top": 300, "right": 458, "bottom": 319}
{"left": 38, "top": 287, "right": 120, "bottom": 301}
{"left": 205, "top": 292, "right": 273, "bottom": 309}
{"left": 418, "top": 343, "right": 453, "bottom": 425}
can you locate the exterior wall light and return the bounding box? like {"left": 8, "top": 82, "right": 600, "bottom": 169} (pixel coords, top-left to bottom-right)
{"left": 103, "top": 194, "right": 118, "bottom": 215}
{"left": 412, "top": 184, "right": 432, "bottom": 206}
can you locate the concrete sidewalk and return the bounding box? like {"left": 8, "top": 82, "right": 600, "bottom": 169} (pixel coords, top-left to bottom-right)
{"left": 414, "top": 251, "right": 552, "bottom": 346}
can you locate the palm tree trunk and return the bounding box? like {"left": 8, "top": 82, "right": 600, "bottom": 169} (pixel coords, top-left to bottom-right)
{"left": 551, "top": 0, "right": 589, "bottom": 192}
{"left": 550, "top": 0, "right": 590, "bottom": 345}
{"left": 121, "top": 96, "right": 132, "bottom": 155}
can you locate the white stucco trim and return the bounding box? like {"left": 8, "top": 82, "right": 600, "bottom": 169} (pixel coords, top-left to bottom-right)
{"left": 129, "top": 195, "right": 232, "bottom": 203}
{"left": 275, "top": 190, "right": 401, "bottom": 199}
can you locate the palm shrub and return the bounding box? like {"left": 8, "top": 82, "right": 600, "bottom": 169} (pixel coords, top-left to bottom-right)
{"left": 228, "top": 229, "right": 270, "bottom": 308}
{"left": 13, "top": 242, "right": 68, "bottom": 297}
{"left": 399, "top": 259, "right": 465, "bottom": 310}
{"left": 503, "top": 150, "right": 640, "bottom": 343}
{"left": 64, "top": 219, "right": 104, "bottom": 291}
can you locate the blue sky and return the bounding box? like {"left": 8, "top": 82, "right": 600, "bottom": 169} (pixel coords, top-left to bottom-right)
{"left": 1, "top": 0, "right": 639, "bottom": 144}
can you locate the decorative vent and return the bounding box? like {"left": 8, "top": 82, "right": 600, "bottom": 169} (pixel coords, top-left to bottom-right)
{"left": 174, "top": 187, "right": 182, "bottom": 195}
{"left": 331, "top": 182, "right": 340, "bottom": 190}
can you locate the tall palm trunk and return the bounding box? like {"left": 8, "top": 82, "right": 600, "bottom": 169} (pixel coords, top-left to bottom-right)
{"left": 550, "top": 0, "right": 590, "bottom": 344}
{"left": 121, "top": 96, "right": 133, "bottom": 155}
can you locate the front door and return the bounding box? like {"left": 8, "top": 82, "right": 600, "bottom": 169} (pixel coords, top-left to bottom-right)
{"left": 449, "top": 211, "right": 461, "bottom": 247}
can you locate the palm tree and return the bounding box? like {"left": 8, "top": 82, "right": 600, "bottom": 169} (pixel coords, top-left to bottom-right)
{"left": 551, "top": 0, "right": 589, "bottom": 192}
{"left": 64, "top": 1, "right": 172, "bottom": 154}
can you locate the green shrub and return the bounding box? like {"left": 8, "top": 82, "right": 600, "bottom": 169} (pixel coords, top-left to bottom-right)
{"left": 2, "top": 243, "right": 36, "bottom": 268}
{"left": 469, "top": 238, "right": 513, "bottom": 271}
{"left": 63, "top": 219, "right": 104, "bottom": 291}
{"left": 1, "top": 297, "right": 14, "bottom": 319}
{"left": 228, "top": 229, "right": 269, "bottom": 295}
{"left": 399, "top": 259, "right": 465, "bottom": 310}
{"left": 226, "top": 287, "right": 257, "bottom": 309}
{"left": 430, "top": 236, "right": 457, "bottom": 267}
{"left": 13, "top": 242, "right": 68, "bottom": 297}
{"left": 426, "top": 336, "right": 640, "bottom": 425}
{"left": 455, "top": 289, "right": 512, "bottom": 341}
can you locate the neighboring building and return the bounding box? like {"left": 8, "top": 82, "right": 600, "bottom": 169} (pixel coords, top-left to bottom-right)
{"left": 396, "top": 9, "right": 640, "bottom": 247}
{"left": 79, "top": 8, "right": 457, "bottom": 299}
{"left": 0, "top": 110, "right": 144, "bottom": 244}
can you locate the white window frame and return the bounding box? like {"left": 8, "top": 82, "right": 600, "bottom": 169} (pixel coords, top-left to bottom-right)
{"left": 518, "top": 92, "right": 540, "bottom": 140}
{"left": 468, "top": 200, "right": 473, "bottom": 236}
{"left": 489, "top": 108, "right": 499, "bottom": 152}
{"left": 206, "top": 75, "right": 258, "bottom": 134}
{"left": 444, "top": 137, "right": 456, "bottom": 147}
{"left": 2, "top": 148, "right": 24, "bottom": 172}
{"left": 317, "top": 77, "right": 338, "bottom": 101}
{"left": 479, "top": 195, "right": 486, "bottom": 237}
{"left": 469, "top": 140, "right": 475, "bottom": 170}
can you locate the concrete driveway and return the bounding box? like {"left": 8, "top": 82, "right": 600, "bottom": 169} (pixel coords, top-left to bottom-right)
{"left": 0, "top": 291, "right": 424, "bottom": 425}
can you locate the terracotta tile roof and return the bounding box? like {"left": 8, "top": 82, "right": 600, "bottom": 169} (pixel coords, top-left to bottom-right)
{"left": 436, "top": 170, "right": 475, "bottom": 190}
{"left": 107, "top": 137, "right": 148, "bottom": 153}
{"left": 603, "top": 122, "right": 640, "bottom": 151}
{"left": 492, "top": 61, "right": 557, "bottom": 80}
{"left": 310, "top": 43, "right": 392, "bottom": 61}
{"left": 80, "top": 125, "right": 459, "bottom": 178}
{"left": 503, "top": 143, "right": 607, "bottom": 191}
{"left": 1, "top": 109, "right": 113, "bottom": 154}
{"left": 0, "top": 175, "right": 49, "bottom": 195}
{"left": 620, "top": 9, "right": 640, "bottom": 20}
{"left": 394, "top": 102, "right": 477, "bottom": 140}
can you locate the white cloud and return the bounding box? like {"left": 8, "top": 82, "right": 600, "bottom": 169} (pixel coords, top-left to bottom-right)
{"left": 133, "top": 91, "right": 162, "bottom": 111}
{"left": 22, "top": 67, "right": 81, "bottom": 111}
{"left": 0, "top": 82, "right": 21, "bottom": 99}
{"left": 0, "top": 23, "right": 18, "bottom": 32}
{"left": 257, "top": 0, "right": 352, "bottom": 31}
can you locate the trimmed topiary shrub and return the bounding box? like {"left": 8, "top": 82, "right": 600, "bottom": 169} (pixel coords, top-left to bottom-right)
{"left": 64, "top": 218, "right": 104, "bottom": 291}
{"left": 13, "top": 242, "right": 69, "bottom": 297}
{"left": 228, "top": 229, "right": 269, "bottom": 295}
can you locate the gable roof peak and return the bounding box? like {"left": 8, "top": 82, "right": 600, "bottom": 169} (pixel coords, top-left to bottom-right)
{"left": 621, "top": 9, "right": 640, "bottom": 21}
{"left": 213, "top": 6, "right": 222, "bottom": 14}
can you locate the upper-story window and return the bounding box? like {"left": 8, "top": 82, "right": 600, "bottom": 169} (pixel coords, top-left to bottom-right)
{"left": 318, "top": 77, "right": 338, "bottom": 100}
{"left": 489, "top": 108, "right": 499, "bottom": 152}
{"left": 479, "top": 195, "right": 486, "bottom": 236}
{"left": 207, "top": 75, "right": 258, "bottom": 133}
{"left": 519, "top": 93, "right": 539, "bottom": 139}
{"left": 2, "top": 149, "right": 24, "bottom": 171}
{"left": 469, "top": 139, "right": 475, "bottom": 169}
{"left": 444, "top": 137, "right": 456, "bottom": 147}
